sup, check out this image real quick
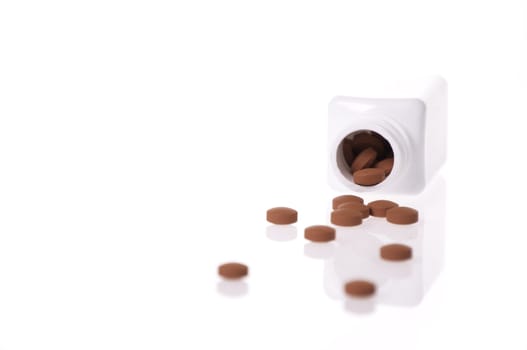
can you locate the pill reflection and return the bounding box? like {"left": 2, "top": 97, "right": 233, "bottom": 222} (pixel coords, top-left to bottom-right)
{"left": 304, "top": 242, "right": 336, "bottom": 260}
{"left": 266, "top": 225, "right": 297, "bottom": 242}
{"left": 344, "top": 296, "right": 376, "bottom": 314}
{"left": 216, "top": 280, "right": 249, "bottom": 297}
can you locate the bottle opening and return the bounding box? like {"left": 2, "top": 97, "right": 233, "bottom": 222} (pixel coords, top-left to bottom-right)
{"left": 337, "top": 130, "right": 394, "bottom": 186}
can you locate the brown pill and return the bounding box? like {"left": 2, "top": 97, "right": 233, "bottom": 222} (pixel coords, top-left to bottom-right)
{"left": 266, "top": 207, "right": 298, "bottom": 224}
{"left": 380, "top": 243, "right": 412, "bottom": 261}
{"left": 330, "top": 208, "right": 362, "bottom": 226}
{"left": 367, "top": 200, "right": 399, "bottom": 217}
{"left": 337, "top": 202, "right": 370, "bottom": 218}
{"left": 353, "top": 168, "right": 386, "bottom": 186}
{"left": 374, "top": 157, "right": 394, "bottom": 175}
{"left": 332, "top": 195, "right": 364, "bottom": 209}
{"left": 304, "top": 225, "right": 336, "bottom": 242}
{"left": 350, "top": 147, "right": 378, "bottom": 174}
{"left": 351, "top": 132, "right": 387, "bottom": 157}
{"left": 218, "top": 262, "right": 248, "bottom": 279}
{"left": 344, "top": 280, "right": 376, "bottom": 297}
{"left": 342, "top": 138, "right": 355, "bottom": 165}
{"left": 386, "top": 206, "right": 419, "bottom": 225}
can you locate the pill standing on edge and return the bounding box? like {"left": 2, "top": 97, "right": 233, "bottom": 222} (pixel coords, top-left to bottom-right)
{"left": 386, "top": 206, "right": 419, "bottom": 225}
{"left": 337, "top": 202, "right": 370, "bottom": 218}
{"left": 344, "top": 280, "right": 376, "bottom": 297}
{"left": 218, "top": 262, "right": 249, "bottom": 279}
{"left": 304, "top": 225, "right": 336, "bottom": 242}
{"left": 330, "top": 208, "right": 363, "bottom": 226}
{"left": 367, "top": 200, "right": 399, "bottom": 217}
{"left": 380, "top": 244, "right": 413, "bottom": 261}
{"left": 353, "top": 168, "right": 386, "bottom": 186}
{"left": 266, "top": 207, "right": 298, "bottom": 224}
{"left": 350, "top": 147, "right": 378, "bottom": 174}
{"left": 332, "top": 195, "right": 364, "bottom": 209}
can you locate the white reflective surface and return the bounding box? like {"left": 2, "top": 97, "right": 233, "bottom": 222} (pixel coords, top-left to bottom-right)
{"left": 0, "top": 1, "right": 526, "bottom": 348}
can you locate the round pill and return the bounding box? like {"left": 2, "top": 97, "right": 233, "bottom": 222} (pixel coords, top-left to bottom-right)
{"left": 367, "top": 200, "right": 399, "bottom": 217}
{"left": 380, "top": 243, "right": 412, "bottom": 261}
{"left": 353, "top": 168, "right": 386, "bottom": 186}
{"left": 386, "top": 206, "right": 419, "bottom": 225}
{"left": 304, "top": 225, "right": 336, "bottom": 242}
{"left": 344, "top": 280, "right": 376, "bottom": 297}
{"left": 350, "top": 147, "right": 378, "bottom": 174}
{"left": 266, "top": 207, "right": 298, "bottom": 224}
{"left": 337, "top": 202, "right": 370, "bottom": 218}
{"left": 332, "top": 195, "right": 364, "bottom": 209}
{"left": 374, "top": 157, "right": 394, "bottom": 175}
{"left": 330, "top": 208, "right": 362, "bottom": 226}
{"left": 218, "top": 262, "right": 248, "bottom": 279}
{"left": 351, "top": 132, "right": 387, "bottom": 157}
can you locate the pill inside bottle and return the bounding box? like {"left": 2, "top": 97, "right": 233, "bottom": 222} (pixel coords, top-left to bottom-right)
{"left": 337, "top": 130, "right": 394, "bottom": 187}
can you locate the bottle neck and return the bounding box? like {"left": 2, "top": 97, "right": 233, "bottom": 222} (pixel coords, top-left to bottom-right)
{"left": 333, "top": 116, "right": 410, "bottom": 191}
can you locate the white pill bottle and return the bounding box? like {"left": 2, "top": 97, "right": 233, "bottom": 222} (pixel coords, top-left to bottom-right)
{"left": 328, "top": 76, "right": 447, "bottom": 194}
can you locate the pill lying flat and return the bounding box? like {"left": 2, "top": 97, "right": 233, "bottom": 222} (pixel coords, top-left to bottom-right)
{"left": 374, "top": 157, "right": 394, "bottom": 175}
{"left": 353, "top": 168, "right": 386, "bottom": 186}
{"left": 304, "top": 225, "right": 336, "bottom": 242}
{"left": 386, "top": 206, "right": 419, "bottom": 225}
{"left": 266, "top": 207, "right": 298, "bottom": 224}
{"left": 350, "top": 147, "right": 378, "bottom": 174}
{"left": 367, "top": 200, "right": 399, "bottom": 217}
{"left": 337, "top": 202, "right": 370, "bottom": 218}
{"left": 218, "top": 262, "right": 249, "bottom": 279}
{"left": 380, "top": 243, "right": 412, "bottom": 261}
{"left": 330, "top": 208, "right": 363, "bottom": 226}
{"left": 332, "top": 195, "right": 364, "bottom": 209}
{"left": 344, "top": 280, "right": 376, "bottom": 297}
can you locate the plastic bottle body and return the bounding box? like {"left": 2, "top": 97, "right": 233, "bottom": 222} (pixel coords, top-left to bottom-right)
{"left": 328, "top": 77, "right": 447, "bottom": 194}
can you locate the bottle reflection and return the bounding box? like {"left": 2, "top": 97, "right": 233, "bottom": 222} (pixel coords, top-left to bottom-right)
{"left": 324, "top": 176, "right": 446, "bottom": 312}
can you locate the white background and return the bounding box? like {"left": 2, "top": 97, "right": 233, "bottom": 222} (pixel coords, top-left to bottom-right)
{"left": 0, "top": 1, "right": 526, "bottom": 349}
